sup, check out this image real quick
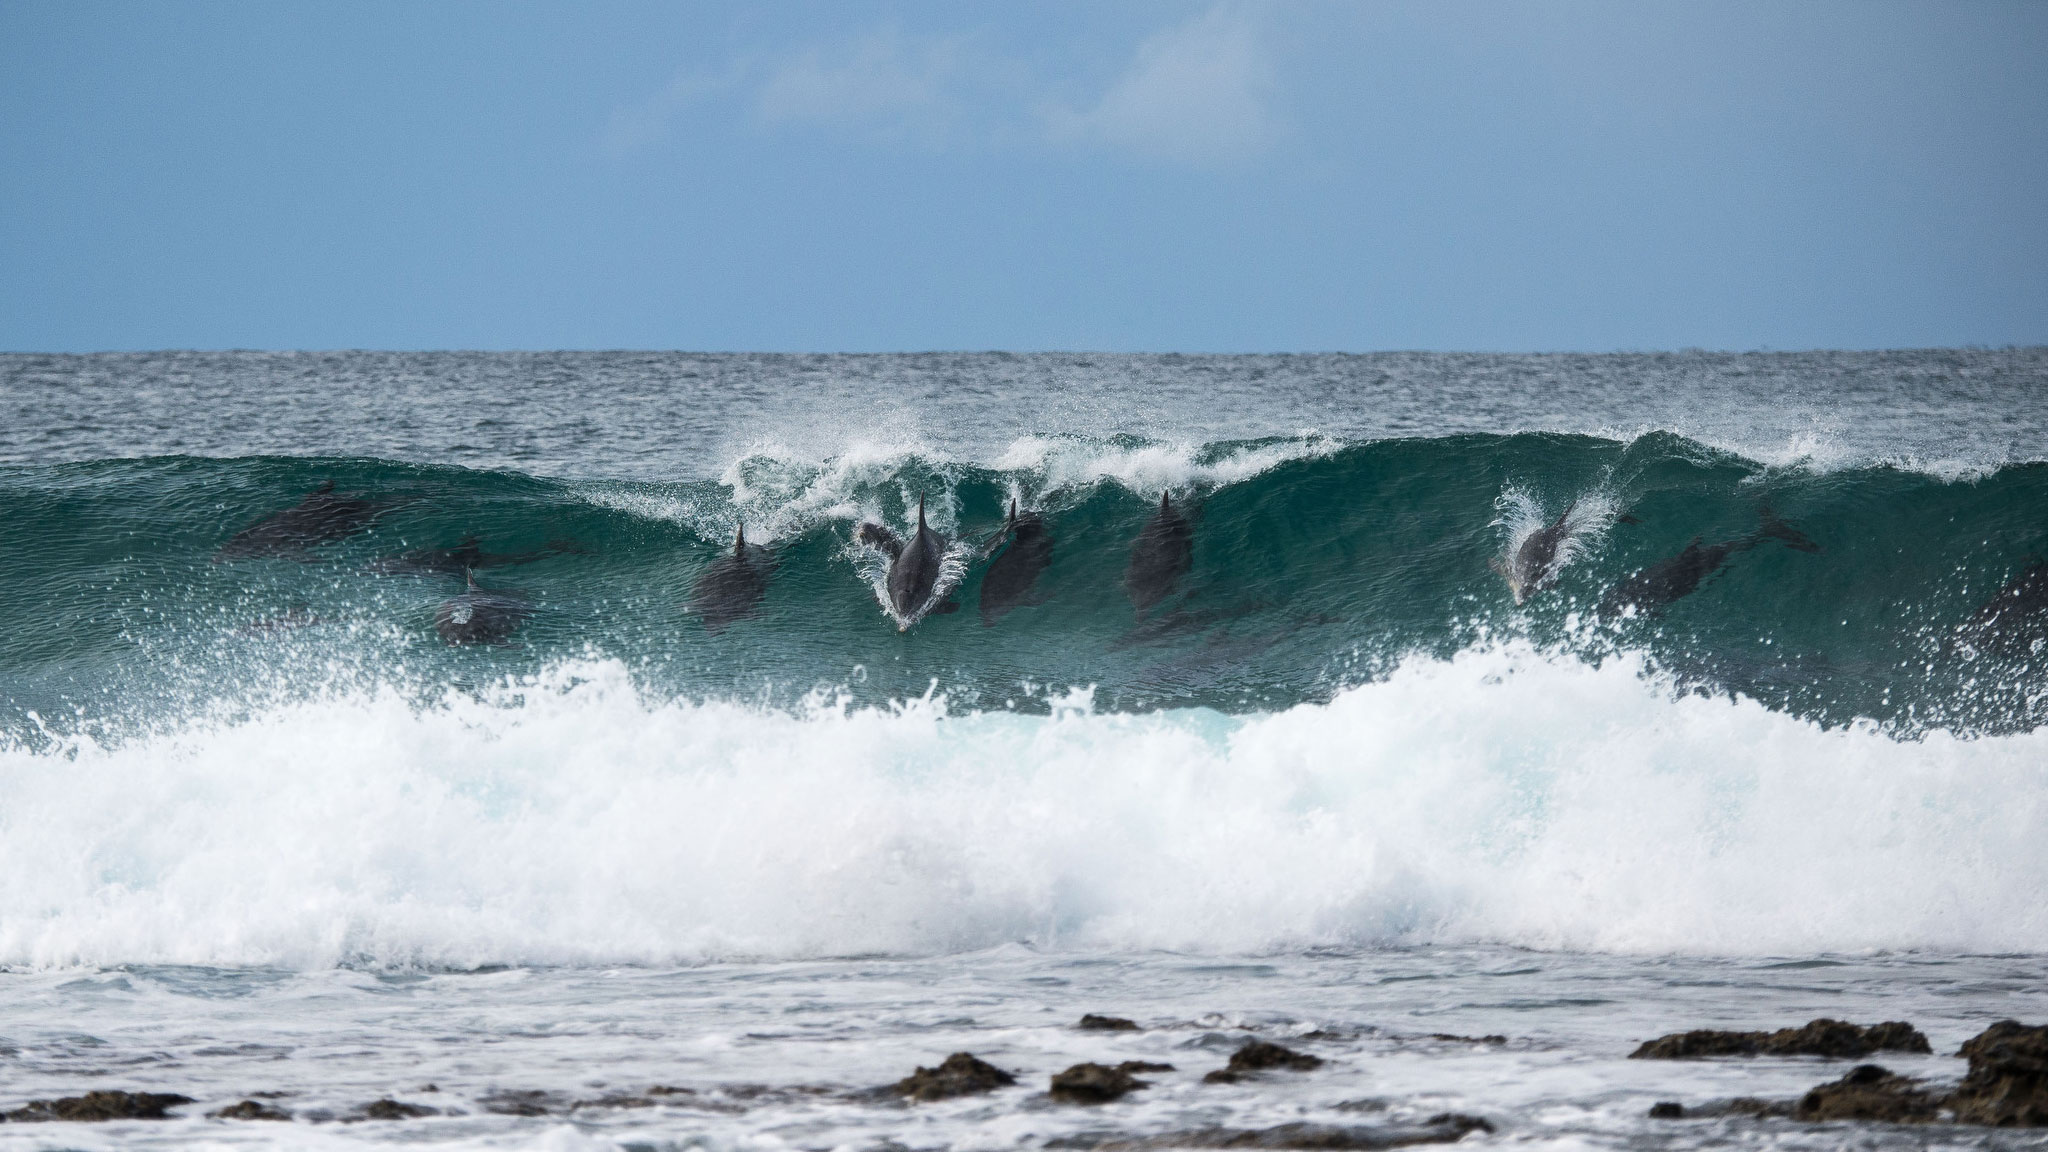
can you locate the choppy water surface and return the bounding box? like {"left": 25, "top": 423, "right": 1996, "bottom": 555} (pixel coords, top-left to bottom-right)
{"left": 1, "top": 349, "right": 2046, "bottom": 1148}
{"left": 2, "top": 950, "right": 2047, "bottom": 1150}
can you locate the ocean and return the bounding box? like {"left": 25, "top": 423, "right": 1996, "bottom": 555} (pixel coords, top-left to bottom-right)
{"left": 0, "top": 348, "right": 2045, "bottom": 1148}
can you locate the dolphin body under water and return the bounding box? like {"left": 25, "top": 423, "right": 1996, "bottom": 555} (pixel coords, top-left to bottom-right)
{"left": 1599, "top": 510, "right": 1819, "bottom": 617}
{"left": 688, "top": 525, "right": 775, "bottom": 634}
{"left": 216, "top": 481, "right": 390, "bottom": 560}
{"left": 1492, "top": 498, "right": 1578, "bottom": 606}
{"left": 434, "top": 571, "right": 531, "bottom": 646}
{"left": 857, "top": 497, "right": 952, "bottom": 629}
{"left": 978, "top": 499, "right": 1053, "bottom": 626}
{"left": 1124, "top": 492, "right": 1193, "bottom": 615}
{"left": 369, "top": 536, "right": 584, "bottom": 577}
{"left": 1956, "top": 559, "right": 2048, "bottom": 657}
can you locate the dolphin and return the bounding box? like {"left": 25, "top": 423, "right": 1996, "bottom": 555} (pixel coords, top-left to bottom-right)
{"left": 1599, "top": 509, "right": 1818, "bottom": 617}
{"left": 1956, "top": 559, "right": 2048, "bottom": 657}
{"left": 434, "top": 570, "right": 531, "bottom": 646}
{"left": 1124, "top": 491, "right": 1193, "bottom": 615}
{"left": 216, "top": 481, "right": 391, "bottom": 560}
{"left": 688, "top": 524, "right": 774, "bottom": 634}
{"left": 978, "top": 499, "right": 1053, "bottom": 626}
{"left": 369, "top": 536, "right": 585, "bottom": 577}
{"left": 857, "top": 496, "right": 951, "bottom": 628}
{"left": 1491, "top": 498, "right": 1577, "bottom": 605}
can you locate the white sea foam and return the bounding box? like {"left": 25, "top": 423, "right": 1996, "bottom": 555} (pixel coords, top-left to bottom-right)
{"left": 2, "top": 645, "right": 2044, "bottom": 969}
{"left": 990, "top": 433, "right": 1338, "bottom": 497}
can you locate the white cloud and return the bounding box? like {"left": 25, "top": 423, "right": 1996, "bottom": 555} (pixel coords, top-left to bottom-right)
{"left": 754, "top": 32, "right": 969, "bottom": 138}
{"left": 1048, "top": 4, "right": 1276, "bottom": 164}
{"left": 602, "top": 7, "right": 1279, "bottom": 166}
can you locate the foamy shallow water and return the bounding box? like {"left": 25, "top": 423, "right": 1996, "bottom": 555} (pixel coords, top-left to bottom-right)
{"left": 0, "top": 948, "right": 2043, "bottom": 1150}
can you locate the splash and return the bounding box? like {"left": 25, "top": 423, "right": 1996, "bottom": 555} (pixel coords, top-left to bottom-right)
{"left": 2, "top": 646, "right": 2044, "bottom": 969}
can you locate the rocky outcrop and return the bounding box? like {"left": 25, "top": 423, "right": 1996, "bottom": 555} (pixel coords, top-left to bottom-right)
{"left": 1794, "top": 1064, "right": 1943, "bottom": 1123}
{"left": 1079, "top": 1014, "right": 1141, "bottom": 1031}
{"left": 1630, "top": 1018, "right": 1930, "bottom": 1059}
{"left": 1204, "top": 1040, "right": 1324, "bottom": 1084}
{"left": 4, "top": 1090, "right": 195, "bottom": 1121}
{"left": 210, "top": 1099, "right": 291, "bottom": 1121}
{"left": 1051, "top": 1063, "right": 1148, "bottom": 1103}
{"left": 350, "top": 1098, "right": 438, "bottom": 1121}
{"left": 1948, "top": 1019, "right": 2048, "bottom": 1126}
{"left": 890, "top": 1052, "right": 1017, "bottom": 1101}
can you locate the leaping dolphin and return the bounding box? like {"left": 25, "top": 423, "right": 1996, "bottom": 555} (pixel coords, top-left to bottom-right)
{"left": 978, "top": 499, "right": 1053, "bottom": 626}
{"left": 688, "top": 524, "right": 774, "bottom": 634}
{"left": 1599, "top": 508, "right": 1818, "bottom": 617}
{"left": 1124, "top": 491, "right": 1193, "bottom": 615}
{"left": 216, "top": 481, "right": 392, "bottom": 560}
{"left": 1492, "top": 498, "right": 1576, "bottom": 605}
{"left": 434, "top": 570, "right": 531, "bottom": 646}
{"left": 857, "top": 496, "right": 952, "bottom": 629}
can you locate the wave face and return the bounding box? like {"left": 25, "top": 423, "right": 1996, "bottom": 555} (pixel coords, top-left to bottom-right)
{"left": 3, "top": 349, "right": 2047, "bottom": 966}
{"left": 1, "top": 433, "right": 2044, "bottom": 736}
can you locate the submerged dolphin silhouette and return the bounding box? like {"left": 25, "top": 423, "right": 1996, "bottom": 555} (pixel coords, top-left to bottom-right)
{"left": 369, "top": 536, "right": 584, "bottom": 577}
{"left": 689, "top": 524, "right": 774, "bottom": 634}
{"left": 978, "top": 498, "right": 1053, "bottom": 626}
{"left": 1956, "top": 559, "right": 2048, "bottom": 657}
{"left": 434, "top": 570, "right": 531, "bottom": 646}
{"left": 1124, "top": 491, "right": 1193, "bottom": 615}
{"left": 857, "top": 496, "right": 952, "bottom": 629}
{"left": 1599, "top": 508, "right": 1818, "bottom": 617}
{"left": 216, "top": 481, "right": 391, "bottom": 560}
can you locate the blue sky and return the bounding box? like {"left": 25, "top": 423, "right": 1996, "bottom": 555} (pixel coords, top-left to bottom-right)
{"left": 2, "top": 1, "right": 2044, "bottom": 352}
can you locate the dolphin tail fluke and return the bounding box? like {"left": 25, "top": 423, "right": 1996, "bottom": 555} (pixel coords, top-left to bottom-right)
{"left": 1758, "top": 506, "right": 1820, "bottom": 553}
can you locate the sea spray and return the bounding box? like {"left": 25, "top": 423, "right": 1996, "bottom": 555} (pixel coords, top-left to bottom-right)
{"left": 2, "top": 645, "right": 2045, "bottom": 969}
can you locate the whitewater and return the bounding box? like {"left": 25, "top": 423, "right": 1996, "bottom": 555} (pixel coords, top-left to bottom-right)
{"left": 0, "top": 349, "right": 2046, "bottom": 1149}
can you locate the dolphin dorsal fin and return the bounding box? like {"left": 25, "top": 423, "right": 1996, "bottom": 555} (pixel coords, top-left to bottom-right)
{"left": 1008, "top": 497, "right": 1017, "bottom": 525}
{"left": 1160, "top": 491, "right": 1171, "bottom": 513}
{"left": 465, "top": 567, "right": 479, "bottom": 592}
{"left": 917, "top": 495, "right": 927, "bottom": 528}
{"left": 734, "top": 524, "right": 745, "bottom": 556}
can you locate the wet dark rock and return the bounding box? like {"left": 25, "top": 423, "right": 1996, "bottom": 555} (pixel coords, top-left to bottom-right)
{"left": 211, "top": 1099, "right": 291, "bottom": 1121}
{"left": 1646, "top": 1101, "right": 1684, "bottom": 1119}
{"left": 4, "top": 1090, "right": 196, "bottom": 1122}
{"left": 352, "top": 1098, "right": 439, "bottom": 1121}
{"left": 1794, "top": 1064, "right": 1942, "bottom": 1123}
{"left": 1425, "top": 1033, "right": 1507, "bottom": 1045}
{"left": 1048, "top": 1114, "right": 1493, "bottom": 1149}
{"left": 890, "top": 1052, "right": 1017, "bottom": 1101}
{"left": 1051, "top": 1063, "right": 1148, "bottom": 1104}
{"left": 1204, "top": 1040, "right": 1324, "bottom": 1083}
{"left": 1079, "top": 1014, "right": 1141, "bottom": 1032}
{"left": 1949, "top": 1019, "right": 2048, "bottom": 1126}
{"left": 478, "top": 1089, "right": 564, "bottom": 1116}
{"left": 571, "top": 1092, "right": 657, "bottom": 1110}
{"left": 1721, "top": 1096, "right": 1795, "bottom": 1118}
{"left": 1118, "top": 1061, "right": 1174, "bottom": 1073}
{"left": 1629, "top": 1018, "right": 1930, "bottom": 1060}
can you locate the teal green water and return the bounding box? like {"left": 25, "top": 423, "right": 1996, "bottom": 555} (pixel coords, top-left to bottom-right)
{"left": 3, "top": 432, "right": 2043, "bottom": 740}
